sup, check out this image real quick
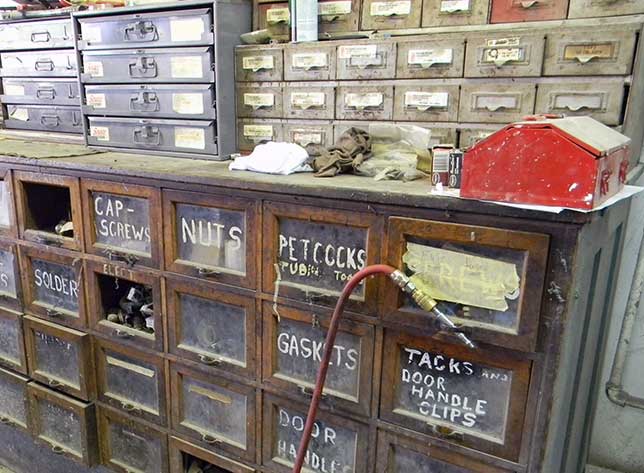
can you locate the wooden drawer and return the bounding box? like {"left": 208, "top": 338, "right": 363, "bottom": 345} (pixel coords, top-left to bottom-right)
{"left": 170, "top": 362, "right": 256, "bottom": 462}
{"left": 396, "top": 37, "right": 466, "bottom": 79}
{"left": 284, "top": 43, "right": 337, "bottom": 81}
{"left": 318, "top": 0, "right": 361, "bottom": 34}
{"left": 336, "top": 83, "right": 394, "bottom": 121}
{"left": 422, "top": 0, "right": 490, "bottom": 27}
{"left": 19, "top": 245, "right": 86, "bottom": 330}
{"left": 167, "top": 276, "right": 256, "bottom": 379}
{"left": 0, "top": 308, "right": 26, "bottom": 373}
{"left": 361, "top": 0, "right": 423, "bottom": 30}
{"left": 0, "top": 169, "right": 17, "bottom": 239}
{"left": 464, "top": 33, "right": 545, "bottom": 78}
{"left": 490, "top": 0, "right": 568, "bottom": 23}
{"left": 459, "top": 82, "right": 536, "bottom": 123}
{"left": 336, "top": 41, "right": 396, "bottom": 80}
{"left": 458, "top": 125, "right": 503, "bottom": 149}
{"left": 262, "top": 202, "right": 383, "bottom": 315}
{"left": 81, "top": 179, "right": 162, "bottom": 270}
{"left": 24, "top": 316, "right": 95, "bottom": 401}
{"left": 258, "top": 3, "right": 290, "bottom": 41}
{"left": 568, "top": 0, "right": 644, "bottom": 18}
{"left": 28, "top": 382, "right": 97, "bottom": 466}
{"left": 169, "top": 436, "right": 257, "bottom": 473}
{"left": 284, "top": 121, "right": 335, "bottom": 150}
{"left": 14, "top": 171, "right": 83, "bottom": 252}
{"left": 284, "top": 83, "right": 336, "bottom": 120}
{"left": 544, "top": 28, "right": 638, "bottom": 76}
{"left": 97, "top": 404, "right": 169, "bottom": 473}
{"left": 236, "top": 82, "right": 284, "bottom": 119}
{"left": 0, "top": 367, "right": 30, "bottom": 433}
{"left": 163, "top": 189, "right": 259, "bottom": 289}
{"left": 393, "top": 82, "right": 460, "bottom": 122}
{"left": 262, "top": 393, "right": 369, "bottom": 473}
{"left": 262, "top": 301, "right": 375, "bottom": 417}
{"left": 380, "top": 330, "right": 532, "bottom": 461}
{"left": 0, "top": 239, "right": 22, "bottom": 312}
{"left": 235, "top": 46, "right": 284, "bottom": 82}
{"left": 86, "top": 260, "right": 163, "bottom": 352}
{"left": 237, "top": 119, "right": 284, "bottom": 152}
{"left": 95, "top": 336, "right": 167, "bottom": 426}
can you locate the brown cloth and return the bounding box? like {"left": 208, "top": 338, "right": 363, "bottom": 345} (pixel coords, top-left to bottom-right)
{"left": 310, "top": 127, "right": 372, "bottom": 177}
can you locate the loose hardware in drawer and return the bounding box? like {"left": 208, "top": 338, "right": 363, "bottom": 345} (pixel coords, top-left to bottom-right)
{"left": 318, "top": 0, "right": 361, "bottom": 34}
{"left": 1, "top": 78, "right": 80, "bottom": 106}
{"left": 170, "top": 362, "right": 256, "bottom": 462}
{"left": 166, "top": 276, "right": 257, "bottom": 379}
{"left": 4, "top": 105, "right": 82, "bottom": 134}
{"left": 543, "top": 28, "right": 638, "bottom": 76}
{"left": 459, "top": 82, "right": 536, "bottom": 123}
{"left": 568, "top": 0, "right": 644, "bottom": 18}
{"left": 0, "top": 239, "right": 22, "bottom": 313}
{"left": 257, "top": 3, "right": 291, "bottom": 41}
{"left": 0, "top": 171, "right": 17, "bottom": 240}
{"left": 84, "top": 84, "right": 216, "bottom": 119}
{"left": 81, "top": 47, "right": 215, "bottom": 84}
{"left": 284, "top": 83, "right": 335, "bottom": 120}
{"left": 262, "top": 301, "right": 375, "bottom": 417}
{"left": 24, "top": 315, "right": 95, "bottom": 401}
{"left": 78, "top": 8, "right": 214, "bottom": 49}
{"left": 284, "top": 120, "right": 335, "bottom": 149}
{"left": 336, "top": 41, "right": 396, "bottom": 80}
{"left": 383, "top": 217, "right": 549, "bottom": 351}
{"left": 490, "top": 0, "right": 568, "bottom": 23}
{"left": 95, "top": 336, "right": 167, "bottom": 426}
{"left": 336, "top": 83, "right": 394, "bottom": 121}
{"left": 393, "top": 82, "right": 460, "bottom": 122}
{"left": 284, "top": 44, "right": 337, "bottom": 81}
{"left": 235, "top": 46, "right": 284, "bottom": 82}
{"left": 464, "top": 33, "right": 545, "bottom": 78}
{"left": 0, "top": 50, "right": 77, "bottom": 77}
{"left": 0, "top": 18, "right": 74, "bottom": 51}
{"left": 237, "top": 118, "right": 283, "bottom": 151}
{"left": 262, "top": 202, "right": 383, "bottom": 315}
{"left": 97, "top": 404, "right": 169, "bottom": 473}
{"left": 262, "top": 393, "right": 369, "bottom": 473}
{"left": 0, "top": 308, "right": 26, "bottom": 373}
{"left": 28, "top": 383, "right": 98, "bottom": 466}
{"left": 362, "top": 0, "right": 423, "bottom": 30}
{"left": 170, "top": 436, "right": 257, "bottom": 473}
{"left": 236, "top": 82, "right": 283, "bottom": 119}
{"left": 379, "top": 330, "right": 532, "bottom": 461}
{"left": 422, "top": 0, "right": 490, "bottom": 27}
{"left": 0, "top": 367, "right": 30, "bottom": 433}
{"left": 85, "top": 260, "right": 163, "bottom": 352}
{"left": 19, "top": 245, "right": 86, "bottom": 330}
{"left": 396, "top": 37, "right": 466, "bottom": 79}
{"left": 88, "top": 117, "right": 218, "bottom": 155}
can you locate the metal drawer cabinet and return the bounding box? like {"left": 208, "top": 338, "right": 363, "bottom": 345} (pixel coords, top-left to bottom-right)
{"left": 336, "top": 41, "right": 396, "bottom": 80}
{"left": 464, "top": 33, "right": 545, "bottom": 78}
{"left": 0, "top": 367, "right": 30, "bottom": 433}
{"left": 87, "top": 117, "right": 218, "bottom": 156}
{"left": 361, "top": 0, "right": 423, "bottom": 30}
{"left": 284, "top": 83, "right": 335, "bottom": 120}
{"left": 399, "top": 123, "right": 458, "bottom": 146}
{"left": 0, "top": 18, "right": 74, "bottom": 51}
{"left": 318, "top": 0, "right": 361, "bottom": 34}
{"left": 490, "top": 0, "right": 568, "bottom": 23}
{"left": 170, "top": 436, "right": 257, "bottom": 473}
{"left": 543, "top": 28, "right": 638, "bottom": 76}
{"left": 284, "top": 43, "right": 337, "bottom": 81}
{"left": 393, "top": 81, "right": 460, "bottom": 122}
{"left": 0, "top": 309, "right": 26, "bottom": 373}
{"left": 170, "top": 362, "right": 257, "bottom": 462}
{"left": 28, "top": 383, "right": 98, "bottom": 467}
{"left": 23, "top": 315, "right": 95, "bottom": 401}
{"left": 0, "top": 239, "right": 22, "bottom": 313}
{"left": 396, "top": 37, "right": 466, "bottom": 79}
{"left": 77, "top": 7, "right": 214, "bottom": 49}
{"left": 236, "top": 82, "right": 284, "bottom": 119}
{"left": 422, "top": 0, "right": 490, "bottom": 27}
{"left": 257, "top": 3, "right": 291, "bottom": 41}
{"left": 237, "top": 118, "right": 284, "bottom": 151}
{"left": 568, "top": 0, "right": 644, "bottom": 18}
{"left": 336, "top": 83, "right": 394, "bottom": 121}
{"left": 459, "top": 82, "right": 536, "bottom": 123}
{"left": 1, "top": 78, "right": 80, "bottom": 106}
{"left": 459, "top": 125, "right": 503, "bottom": 148}
{"left": 84, "top": 84, "right": 216, "bottom": 120}
{"left": 0, "top": 170, "right": 17, "bottom": 240}
{"left": 4, "top": 105, "right": 82, "bottom": 134}
{"left": 283, "top": 120, "right": 335, "bottom": 150}
{"left": 235, "top": 46, "right": 284, "bottom": 82}
{"left": 81, "top": 47, "right": 215, "bottom": 84}
{"left": 0, "top": 50, "right": 77, "bottom": 78}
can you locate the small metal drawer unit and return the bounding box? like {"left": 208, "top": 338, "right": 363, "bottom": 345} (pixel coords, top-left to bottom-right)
{"left": 74, "top": 0, "right": 251, "bottom": 160}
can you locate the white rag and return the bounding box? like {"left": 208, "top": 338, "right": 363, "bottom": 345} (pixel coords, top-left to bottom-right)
{"left": 229, "top": 142, "right": 312, "bottom": 175}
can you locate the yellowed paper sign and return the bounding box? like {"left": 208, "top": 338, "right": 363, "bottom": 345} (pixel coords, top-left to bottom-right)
{"left": 319, "top": 1, "right": 352, "bottom": 15}
{"left": 175, "top": 127, "right": 206, "bottom": 149}
{"left": 242, "top": 55, "right": 274, "bottom": 71}
{"left": 85, "top": 61, "right": 104, "bottom": 77}
{"left": 90, "top": 126, "right": 110, "bottom": 141}
{"left": 172, "top": 93, "right": 204, "bottom": 114}
{"left": 171, "top": 56, "right": 203, "bottom": 79}
{"left": 293, "top": 131, "right": 323, "bottom": 145}
{"left": 3, "top": 84, "right": 25, "bottom": 96}
{"left": 86, "top": 93, "right": 106, "bottom": 109}
{"left": 244, "top": 125, "right": 273, "bottom": 138}
{"left": 170, "top": 17, "right": 205, "bottom": 42}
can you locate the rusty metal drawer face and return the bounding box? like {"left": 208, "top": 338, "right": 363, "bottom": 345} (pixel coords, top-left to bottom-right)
{"left": 0, "top": 18, "right": 73, "bottom": 51}
{"left": 361, "top": 0, "right": 423, "bottom": 30}
{"left": 170, "top": 436, "right": 257, "bottom": 473}
{"left": 1, "top": 78, "right": 80, "bottom": 106}
{"left": 465, "top": 34, "right": 545, "bottom": 78}
{"left": 336, "top": 84, "right": 394, "bottom": 121}
{"left": 535, "top": 80, "right": 625, "bottom": 125}
{"left": 394, "top": 83, "right": 459, "bottom": 122}
{"left": 78, "top": 8, "right": 213, "bottom": 50}
{"left": 262, "top": 394, "right": 370, "bottom": 473}
{"left": 422, "top": 0, "right": 490, "bottom": 27}
{"left": 237, "top": 119, "right": 284, "bottom": 151}
{"left": 0, "top": 50, "right": 77, "bottom": 77}
{"left": 380, "top": 331, "right": 532, "bottom": 461}
{"left": 568, "top": 0, "right": 644, "bottom": 18}
{"left": 490, "top": 0, "right": 568, "bottom": 23}
{"left": 284, "top": 45, "right": 337, "bottom": 81}
{"left": 170, "top": 363, "right": 256, "bottom": 462}
{"left": 318, "top": 0, "right": 361, "bottom": 34}
{"left": 236, "top": 47, "right": 284, "bottom": 82}
{"left": 459, "top": 126, "right": 502, "bottom": 148}
{"left": 0, "top": 309, "right": 25, "bottom": 373}
{"left": 258, "top": 3, "right": 291, "bottom": 41}
{"left": 459, "top": 82, "right": 536, "bottom": 123}
{"left": 336, "top": 42, "right": 396, "bottom": 80}
{"left": 0, "top": 241, "right": 22, "bottom": 313}
{"left": 284, "top": 121, "right": 335, "bottom": 150}
{"left": 396, "top": 38, "right": 465, "bottom": 79}
{"left": 4, "top": 105, "right": 82, "bottom": 134}
{"left": 284, "top": 85, "right": 335, "bottom": 120}
{"left": 0, "top": 367, "right": 29, "bottom": 433}
{"left": 544, "top": 29, "right": 637, "bottom": 76}
{"left": 237, "top": 83, "right": 283, "bottom": 119}
{"left": 28, "top": 383, "right": 97, "bottom": 466}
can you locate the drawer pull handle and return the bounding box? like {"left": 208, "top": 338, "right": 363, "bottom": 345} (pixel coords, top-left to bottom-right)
{"left": 430, "top": 424, "right": 464, "bottom": 440}
{"left": 31, "top": 31, "right": 52, "bottom": 43}
{"left": 198, "top": 354, "right": 221, "bottom": 366}
{"left": 114, "top": 329, "right": 134, "bottom": 339}
{"left": 40, "top": 114, "right": 60, "bottom": 128}
{"left": 34, "top": 59, "right": 54, "bottom": 72}
{"left": 124, "top": 21, "right": 158, "bottom": 43}
{"left": 520, "top": 0, "right": 538, "bottom": 7}
{"left": 299, "top": 385, "right": 327, "bottom": 399}
{"left": 133, "top": 125, "right": 161, "bottom": 146}
{"left": 34, "top": 235, "right": 63, "bottom": 247}
{"left": 104, "top": 249, "right": 139, "bottom": 267}
{"left": 202, "top": 434, "right": 221, "bottom": 444}
{"left": 36, "top": 87, "right": 56, "bottom": 100}
{"left": 51, "top": 445, "right": 65, "bottom": 455}
{"left": 129, "top": 91, "right": 159, "bottom": 112}
{"left": 197, "top": 267, "right": 220, "bottom": 277}
{"left": 320, "top": 14, "right": 341, "bottom": 22}
{"left": 48, "top": 378, "right": 62, "bottom": 388}
{"left": 128, "top": 57, "right": 157, "bottom": 79}
{"left": 46, "top": 308, "right": 63, "bottom": 318}
{"left": 0, "top": 416, "right": 13, "bottom": 425}
{"left": 121, "top": 402, "right": 140, "bottom": 413}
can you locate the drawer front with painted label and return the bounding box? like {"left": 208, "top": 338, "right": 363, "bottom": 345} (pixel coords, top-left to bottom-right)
{"left": 422, "top": 0, "right": 490, "bottom": 26}
{"left": 237, "top": 119, "right": 283, "bottom": 151}
{"left": 284, "top": 85, "right": 335, "bottom": 120}
{"left": 284, "top": 45, "right": 337, "bottom": 81}
{"left": 81, "top": 47, "right": 214, "bottom": 84}
{"left": 396, "top": 38, "right": 466, "bottom": 79}
{"left": 459, "top": 126, "right": 502, "bottom": 148}
{"left": 465, "top": 34, "right": 545, "bottom": 77}
{"left": 318, "top": 0, "right": 361, "bottom": 34}
{"left": 459, "top": 83, "right": 536, "bottom": 123}
{"left": 568, "top": 0, "right": 644, "bottom": 18}
{"left": 490, "top": 0, "right": 568, "bottom": 23}
{"left": 0, "top": 50, "right": 77, "bottom": 77}
{"left": 0, "top": 367, "right": 29, "bottom": 432}
{"left": 394, "top": 84, "right": 459, "bottom": 122}
{"left": 0, "top": 309, "right": 25, "bottom": 373}
{"left": 1, "top": 78, "right": 80, "bottom": 106}
{"left": 337, "top": 42, "right": 396, "bottom": 80}
{"left": 0, "top": 240, "right": 21, "bottom": 312}
{"left": 336, "top": 84, "right": 394, "bottom": 120}
{"left": 544, "top": 29, "right": 637, "bottom": 76}
{"left": 236, "top": 47, "right": 284, "bottom": 82}
{"left": 535, "top": 80, "right": 625, "bottom": 125}
{"left": 0, "top": 18, "right": 74, "bottom": 51}
{"left": 362, "top": 0, "right": 423, "bottom": 30}
{"left": 258, "top": 3, "right": 291, "bottom": 41}
{"left": 236, "top": 83, "right": 283, "bottom": 119}
{"left": 284, "top": 121, "right": 334, "bottom": 149}
{"left": 78, "top": 8, "right": 213, "bottom": 49}
{"left": 4, "top": 105, "right": 82, "bottom": 134}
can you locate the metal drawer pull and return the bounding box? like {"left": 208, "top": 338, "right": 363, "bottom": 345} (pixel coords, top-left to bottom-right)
{"left": 121, "top": 402, "right": 140, "bottom": 413}
{"left": 103, "top": 249, "right": 139, "bottom": 267}
{"left": 46, "top": 308, "right": 63, "bottom": 318}
{"left": 129, "top": 91, "right": 159, "bottom": 112}
{"left": 128, "top": 57, "right": 157, "bottom": 78}
{"left": 430, "top": 424, "right": 464, "bottom": 440}
{"left": 51, "top": 445, "right": 65, "bottom": 455}
{"left": 198, "top": 354, "right": 221, "bottom": 366}
{"left": 133, "top": 125, "right": 161, "bottom": 146}
{"left": 202, "top": 434, "right": 222, "bottom": 444}
{"left": 48, "top": 378, "right": 62, "bottom": 388}
{"left": 35, "top": 59, "right": 54, "bottom": 72}
{"left": 36, "top": 87, "right": 56, "bottom": 100}
{"left": 40, "top": 114, "right": 60, "bottom": 127}
{"left": 124, "top": 20, "right": 158, "bottom": 42}
{"left": 197, "top": 267, "right": 220, "bottom": 277}
{"left": 31, "top": 31, "right": 51, "bottom": 43}
{"left": 114, "top": 329, "right": 134, "bottom": 339}
{"left": 300, "top": 385, "right": 327, "bottom": 399}
{"left": 35, "top": 235, "right": 63, "bottom": 247}
{"left": 320, "top": 14, "right": 342, "bottom": 22}
{"left": 520, "top": 0, "right": 539, "bottom": 7}
{"left": 0, "top": 416, "right": 13, "bottom": 425}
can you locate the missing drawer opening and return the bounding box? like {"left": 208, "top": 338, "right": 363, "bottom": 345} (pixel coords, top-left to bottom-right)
{"left": 181, "top": 453, "right": 232, "bottom": 473}
{"left": 22, "top": 183, "right": 73, "bottom": 240}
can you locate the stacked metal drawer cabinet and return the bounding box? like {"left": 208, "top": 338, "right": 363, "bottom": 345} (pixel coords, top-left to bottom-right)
{"left": 0, "top": 15, "right": 82, "bottom": 135}
{"left": 74, "top": 0, "right": 251, "bottom": 160}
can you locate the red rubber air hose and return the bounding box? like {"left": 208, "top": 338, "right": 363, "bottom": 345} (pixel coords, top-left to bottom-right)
{"left": 291, "top": 264, "right": 396, "bottom": 473}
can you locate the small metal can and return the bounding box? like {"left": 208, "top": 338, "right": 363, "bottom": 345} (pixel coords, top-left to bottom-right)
{"left": 448, "top": 149, "right": 463, "bottom": 189}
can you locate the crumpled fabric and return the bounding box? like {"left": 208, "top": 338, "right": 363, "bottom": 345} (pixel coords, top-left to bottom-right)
{"left": 229, "top": 142, "right": 312, "bottom": 175}
{"left": 309, "top": 127, "right": 372, "bottom": 177}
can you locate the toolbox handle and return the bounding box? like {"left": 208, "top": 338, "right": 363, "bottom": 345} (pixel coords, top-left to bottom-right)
{"left": 128, "top": 57, "right": 157, "bottom": 79}
{"left": 36, "top": 87, "right": 56, "bottom": 100}
{"left": 123, "top": 20, "right": 159, "bottom": 43}
{"left": 129, "top": 91, "right": 159, "bottom": 112}
{"left": 40, "top": 114, "right": 60, "bottom": 128}
{"left": 31, "top": 31, "right": 51, "bottom": 43}
{"left": 133, "top": 125, "right": 161, "bottom": 146}
{"left": 34, "top": 59, "right": 54, "bottom": 72}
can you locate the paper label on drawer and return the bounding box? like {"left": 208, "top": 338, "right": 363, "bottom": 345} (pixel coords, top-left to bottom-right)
{"left": 82, "top": 24, "right": 102, "bottom": 43}
{"left": 404, "top": 91, "right": 449, "bottom": 109}
{"left": 553, "top": 93, "right": 603, "bottom": 111}
{"left": 475, "top": 94, "right": 518, "bottom": 111}
{"left": 266, "top": 7, "right": 291, "bottom": 23}
{"left": 171, "top": 56, "right": 203, "bottom": 79}
{"left": 291, "top": 92, "right": 325, "bottom": 109}
{"left": 86, "top": 93, "right": 106, "bottom": 109}
{"left": 370, "top": 0, "right": 412, "bottom": 16}
{"left": 244, "top": 93, "right": 275, "bottom": 108}
{"left": 563, "top": 43, "right": 615, "bottom": 63}
{"left": 486, "top": 37, "right": 520, "bottom": 47}
{"left": 345, "top": 92, "right": 383, "bottom": 108}
{"left": 9, "top": 107, "right": 28, "bottom": 121}
{"left": 170, "top": 17, "right": 206, "bottom": 42}
{"left": 85, "top": 61, "right": 104, "bottom": 77}
{"left": 440, "top": 0, "right": 471, "bottom": 12}
{"left": 3, "top": 84, "right": 25, "bottom": 96}
{"left": 175, "top": 127, "right": 206, "bottom": 149}
{"left": 244, "top": 124, "right": 274, "bottom": 138}
{"left": 292, "top": 52, "right": 328, "bottom": 69}
{"left": 338, "top": 44, "right": 378, "bottom": 59}
{"left": 483, "top": 47, "right": 524, "bottom": 63}
{"left": 408, "top": 48, "right": 453, "bottom": 66}
{"left": 90, "top": 126, "right": 110, "bottom": 141}
{"left": 242, "top": 55, "right": 275, "bottom": 71}
{"left": 293, "top": 131, "right": 323, "bottom": 145}
{"left": 319, "top": 1, "right": 353, "bottom": 15}
{"left": 172, "top": 93, "right": 204, "bottom": 114}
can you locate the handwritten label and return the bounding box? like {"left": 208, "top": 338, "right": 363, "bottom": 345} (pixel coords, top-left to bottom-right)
{"left": 242, "top": 55, "right": 275, "bottom": 72}
{"left": 293, "top": 131, "right": 323, "bottom": 146}
{"left": 90, "top": 126, "right": 110, "bottom": 141}
{"left": 345, "top": 92, "right": 384, "bottom": 109}
{"left": 370, "top": 0, "right": 412, "bottom": 16}
{"left": 172, "top": 93, "right": 204, "bottom": 115}
{"left": 34, "top": 330, "right": 80, "bottom": 387}
{"left": 483, "top": 47, "right": 524, "bottom": 64}
{"left": 244, "top": 93, "right": 275, "bottom": 108}
{"left": 407, "top": 48, "right": 453, "bottom": 67}
{"left": 170, "top": 17, "right": 205, "bottom": 42}
{"left": 92, "top": 192, "right": 151, "bottom": 256}
{"left": 319, "top": 1, "right": 353, "bottom": 15}
{"left": 3, "top": 84, "right": 25, "bottom": 96}
{"left": 0, "top": 249, "right": 17, "bottom": 299}
{"left": 85, "top": 61, "right": 104, "bottom": 77}
{"left": 266, "top": 7, "right": 291, "bottom": 23}
{"left": 291, "top": 92, "right": 326, "bottom": 109}
{"left": 32, "top": 259, "right": 79, "bottom": 315}
{"left": 563, "top": 43, "right": 614, "bottom": 63}
{"left": 170, "top": 56, "right": 203, "bottom": 79}
{"left": 338, "top": 44, "right": 378, "bottom": 59}
{"left": 440, "top": 0, "right": 471, "bottom": 12}
{"left": 86, "top": 93, "right": 106, "bottom": 109}
{"left": 486, "top": 37, "right": 520, "bottom": 47}
{"left": 244, "top": 124, "right": 274, "bottom": 139}
{"left": 292, "top": 52, "right": 328, "bottom": 69}
{"left": 174, "top": 127, "right": 206, "bottom": 150}
{"left": 404, "top": 91, "right": 449, "bottom": 109}
{"left": 38, "top": 398, "right": 82, "bottom": 454}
